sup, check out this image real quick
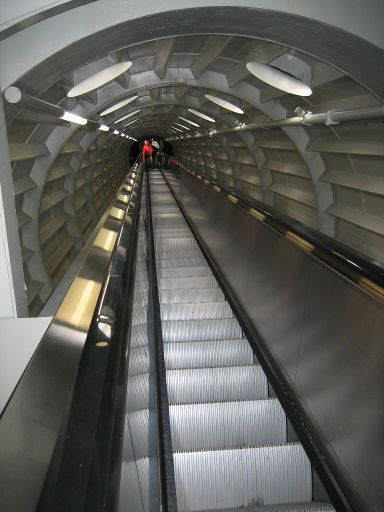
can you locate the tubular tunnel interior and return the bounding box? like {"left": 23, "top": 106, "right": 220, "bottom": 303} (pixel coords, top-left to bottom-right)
{"left": 0, "top": 3, "right": 383, "bottom": 512}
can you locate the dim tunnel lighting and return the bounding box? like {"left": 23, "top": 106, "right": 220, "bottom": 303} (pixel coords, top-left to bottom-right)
{"left": 171, "top": 126, "right": 183, "bottom": 132}
{"left": 114, "top": 109, "right": 141, "bottom": 124}
{"left": 188, "top": 108, "right": 216, "bottom": 123}
{"left": 67, "top": 61, "right": 132, "bottom": 97}
{"left": 98, "top": 124, "right": 110, "bottom": 131}
{"left": 246, "top": 62, "right": 312, "bottom": 96}
{"left": 178, "top": 116, "right": 200, "bottom": 127}
{"left": 123, "top": 118, "right": 139, "bottom": 127}
{"left": 60, "top": 111, "right": 88, "bottom": 125}
{"left": 205, "top": 94, "right": 244, "bottom": 114}
{"left": 100, "top": 95, "right": 138, "bottom": 116}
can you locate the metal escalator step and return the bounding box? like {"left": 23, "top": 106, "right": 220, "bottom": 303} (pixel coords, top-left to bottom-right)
{"left": 156, "top": 247, "right": 203, "bottom": 259}
{"left": 156, "top": 238, "right": 199, "bottom": 249}
{"left": 126, "top": 373, "right": 150, "bottom": 412}
{"left": 173, "top": 444, "right": 311, "bottom": 511}
{"left": 160, "top": 302, "right": 233, "bottom": 321}
{"left": 164, "top": 339, "right": 254, "bottom": 369}
{"left": 159, "top": 287, "right": 225, "bottom": 304}
{"left": 130, "top": 323, "right": 149, "bottom": 348}
{"left": 170, "top": 399, "right": 286, "bottom": 452}
{"left": 193, "top": 503, "right": 336, "bottom": 512}
{"left": 162, "top": 318, "right": 241, "bottom": 342}
{"left": 159, "top": 266, "right": 211, "bottom": 278}
{"left": 166, "top": 365, "right": 268, "bottom": 404}
{"left": 155, "top": 232, "right": 194, "bottom": 239}
{"left": 157, "top": 257, "right": 208, "bottom": 268}
{"left": 159, "top": 276, "right": 218, "bottom": 290}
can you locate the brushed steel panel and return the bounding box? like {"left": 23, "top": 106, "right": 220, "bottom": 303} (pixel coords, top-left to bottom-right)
{"left": 166, "top": 365, "right": 268, "bottom": 404}
{"left": 173, "top": 444, "right": 311, "bottom": 511}
{"left": 164, "top": 339, "right": 254, "bottom": 370}
{"left": 161, "top": 318, "right": 242, "bottom": 342}
{"left": 170, "top": 399, "right": 286, "bottom": 452}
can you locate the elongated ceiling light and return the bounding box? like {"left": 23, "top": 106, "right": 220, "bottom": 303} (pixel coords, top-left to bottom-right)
{"left": 178, "top": 116, "right": 200, "bottom": 127}
{"left": 67, "top": 62, "right": 132, "bottom": 97}
{"left": 114, "top": 109, "right": 141, "bottom": 124}
{"left": 174, "top": 122, "right": 190, "bottom": 130}
{"left": 205, "top": 94, "right": 244, "bottom": 114}
{"left": 122, "top": 119, "right": 139, "bottom": 127}
{"left": 100, "top": 95, "right": 138, "bottom": 116}
{"left": 98, "top": 124, "right": 110, "bottom": 131}
{"left": 60, "top": 111, "right": 88, "bottom": 125}
{"left": 188, "top": 109, "right": 215, "bottom": 122}
{"left": 171, "top": 127, "right": 183, "bottom": 132}
{"left": 246, "top": 62, "right": 312, "bottom": 96}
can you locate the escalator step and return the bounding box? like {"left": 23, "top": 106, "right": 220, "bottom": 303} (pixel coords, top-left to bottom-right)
{"left": 159, "top": 276, "right": 218, "bottom": 290}
{"left": 157, "top": 256, "right": 208, "bottom": 268}
{"left": 164, "top": 339, "right": 254, "bottom": 369}
{"left": 159, "top": 266, "right": 211, "bottom": 278}
{"left": 160, "top": 301, "right": 233, "bottom": 321}
{"left": 156, "top": 247, "right": 203, "bottom": 259}
{"left": 166, "top": 365, "right": 268, "bottom": 404}
{"left": 159, "top": 287, "right": 225, "bottom": 304}
{"left": 193, "top": 502, "right": 335, "bottom": 512}
{"left": 173, "top": 444, "right": 312, "bottom": 511}
{"left": 169, "top": 399, "right": 286, "bottom": 451}
{"left": 162, "top": 318, "right": 241, "bottom": 342}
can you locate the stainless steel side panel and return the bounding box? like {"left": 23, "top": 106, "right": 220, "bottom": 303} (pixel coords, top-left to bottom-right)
{"left": 169, "top": 170, "right": 384, "bottom": 512}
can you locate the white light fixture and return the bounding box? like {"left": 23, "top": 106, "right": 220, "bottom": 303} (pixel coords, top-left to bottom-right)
{"left": 246, "top": 61, "right": 312, "bottom": 96}
{"left": 178, "top": 116, "right": 200, "bottom": 127}
{"left": 67, "top": 62, "right": 132, "bottom": 97}
{"left": 188, "top": 108, "right": 215, "bottom": 122}
{"left": 205, "top": 94, "right": 244, "bottom": 114}
{"left": 98, "top": 124, "right": 110, "bottom": 131}
{"left": 113, "top": 129, "right": 120, "bottom": 135}
{"left": 174, "top": 122, "right": 190, "bottom": 130}
{"left": 100, "top": 95, "right": 138, "bottom": 116}
{"left": 122, "top": 119, "right": 139, "bottom": 127}
{"left": 120, "top": 133, "right": 125, "bottom": 137}
{"left": 171, "top": 127, "right": 183, "bottom": 132}
{"left": 114, "top": 109, "right": 141, "bottom": 124}
{"left": 60, "top": 111, "right": 88, "bottom": 125}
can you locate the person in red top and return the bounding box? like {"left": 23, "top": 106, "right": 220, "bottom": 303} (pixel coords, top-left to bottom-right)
{"left": 142, "top": 140, "right": 153, "bottom": 171}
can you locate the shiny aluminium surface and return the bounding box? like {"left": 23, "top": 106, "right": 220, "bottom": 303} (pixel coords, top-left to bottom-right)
{"left": 0, "top": 167, "right": 141, "bottom": 512}
{"left": 165, "top": 169, "right": 384, "bottom": 512}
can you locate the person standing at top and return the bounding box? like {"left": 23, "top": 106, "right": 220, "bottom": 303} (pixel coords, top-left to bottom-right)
{"left": 151, "top": 139, "right": 160, "bottom": 168}
{"left": 142, "top": 140, "right": 153, "bottom": 171}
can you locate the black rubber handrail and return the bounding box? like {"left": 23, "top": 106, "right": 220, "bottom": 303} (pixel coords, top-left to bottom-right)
{"left": 145, "top": 171, "right": 178, "bottom": 511}
{"left": 36, "top": 166, "right": 143, "bottom": 512}
{"left": 171, "top": 162, "right": 384, "bottom": 302}
{"left": 161, "top": 167, "right": 361, "bottom": 512}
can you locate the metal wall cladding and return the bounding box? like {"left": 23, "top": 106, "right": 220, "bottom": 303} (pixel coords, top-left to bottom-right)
{"left": 163, "top": 339, "right": 254, "bottom": 370}
{"left": 161, "top": 318, "right": 242, "bottom": 342}
{"left": 169, "top": 399, "right": 286, "bottom": 452}
{"left": 166, "top": 365, "right": 268, "bottom": 405}
{"left": 173, "top": 444, "right": 312, "bottom": 511}
{"left": 170, "top": 170, "right": 384, "bottom": 511}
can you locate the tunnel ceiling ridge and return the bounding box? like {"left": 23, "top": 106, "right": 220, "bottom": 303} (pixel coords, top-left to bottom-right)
{"left": 2, "top": 5, "right": 384, "bottom": 315}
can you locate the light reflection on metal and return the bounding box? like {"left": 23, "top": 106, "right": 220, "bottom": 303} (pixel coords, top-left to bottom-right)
{"left": 358, "top": 277, "right": 384, "bottom": 302}
{"left": 93, "top": 228, "right": 118, "bottom": 251}
{"left": 285, "top": 231, "right": 314, "bottom": 253}
{"left": 109, "top": 207, "right": 125, "bottom": 221}
{"left": 249, "top": 208, "right": 266, "bottom": 222}
{"left": 227, "top": 194, "right": 238, "bottom": 204}
{"left": 213, "top": 185, "right": 221, "bottom": 192}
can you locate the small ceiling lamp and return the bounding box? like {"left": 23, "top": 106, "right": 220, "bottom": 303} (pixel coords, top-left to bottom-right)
{"left": 246, "top": 62, "right": 312, "bottom": 96}
{"left": 67, "top": 61, "right": 132, "bottom": 97}
{"left": 205, "top": 94, "right": 244, "bottom": 114}
{"left": 114, "top": 109, "right": 141, "bottom": 124}
{"left": 178, "top": 116, "right": 200, "bottom": 127}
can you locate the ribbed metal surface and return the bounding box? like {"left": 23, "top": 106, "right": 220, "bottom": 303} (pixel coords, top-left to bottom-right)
{"left": 170, "top": 399, "right": 286, "bottom": 451}
{"left": 164, "top": 339, "right": 254, "bottom": 370}
{"left": 130, "top": 323, "right": 149, "bottom": 348}
{"left": 160, "top": 301, "right": 233, "bottom": 321}
{"left": 195, "top": 502, "right": 335, "bottom": 511}
{"left": 159, "top": 266, "right": 210, "bottom": 278}
{"left": 162, "top": 318, "right": 242, "bottom": 342}
{"left": 173, "top": 444, "right": 312, "bottom": 511}
{"left": 157, "top": 256, "right": 208, "bottom": 268}
{"left": 166, "top": 365, "right": 268, "bottom": 404}
{"left": 156, "top": 238, "right": 199, "bottom": 250}
{"left": 129, "top": 346, "right": 150, "bottom": 376}
{"left": 159, "top": 287, "right": 225, "bottom": 304}
{"left": 156, "top": 247, "right": 203, "bottom": 259}
{"left": 159, "top": 275, "right": 218, "bottom": 290}
{"left": 128, "top": 409, "right": 150, "bottom": 459}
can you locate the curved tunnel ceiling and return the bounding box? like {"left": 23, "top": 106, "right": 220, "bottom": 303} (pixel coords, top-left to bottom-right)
{"left": 2, "top": 5, "right": 384, "bottom": 315}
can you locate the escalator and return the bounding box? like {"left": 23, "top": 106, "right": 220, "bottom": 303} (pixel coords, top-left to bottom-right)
{"left": 120, "top": 170, "right": 335, "bottom": 511}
